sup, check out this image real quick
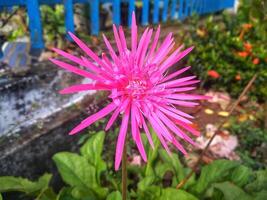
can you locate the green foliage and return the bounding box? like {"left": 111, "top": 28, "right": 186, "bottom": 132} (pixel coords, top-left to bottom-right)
{"left": 40, "top": 5, "right": 66, "bottom": 48}
{"left": 0, "top": 131, "right": 266, "bottom": 200}
{"left": 185, "top": 1, "right": 267, "bottom": 101}
{"left": 0, "top": 174, "right": 51, "bottom": 195}
{"left": 228, "top": 121, "right": 267, "bottom": 168}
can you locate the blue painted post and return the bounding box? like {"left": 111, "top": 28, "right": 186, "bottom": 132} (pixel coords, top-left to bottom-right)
{"left": 162, "top": 0, "right": 169, "bottom": 22}
{"left": 184, "top": 0, "right": 188, "bottom": 17}
{"left": 64, "top": 0, "right": 75, "bottom": 40}
{"left": 89, "top": 0, "right": 99, "bottom": 35}
{"left": 26, "top": 0, "right": 44, "bottom": 50}
{"left": 153, "top": 0, "right": 160, "bottom": 24}
{"left": 113, "top": 0, "right": 120, "bottom": 26}
{"left": 128, "top": 0, "right": 135, "bottom": 26}
{"left": 142, "top": 0, "right": 149, "bottom": 25}
{"left": 178, "top": 0, "right": 184, "bottom": 20}
{"left": 170, "top": 0, "right": 177, "bottom": 20}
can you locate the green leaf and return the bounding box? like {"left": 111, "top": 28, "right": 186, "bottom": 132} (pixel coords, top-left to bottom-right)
{"left": 245, "top": 170, "right": 267, "bottom": 192}
{"left": 0, "top": 193, "right": 2, "bottom": 200}
{"left": 213, "top": 182, "right": 252, "bottom": 200}
{"left": 37, "top": 188, "right": 57, "bottom": 200}
{"left": 0, "top": 173, "right": 52, "bottom": 194}
{"left": 194, "top": 160, "right": 239, "bottom": 194}
{"left": 231, "top": 165, "right": 252, "bottom": 187}
{"left": 80, "top": 131, "right": 107, "bottom": 184}
{"left": 159, "top": 149, "right": 184, "bottom": 182}
{"left": 137, "top": 186, "right": 161, "bottom": 200}
{"left": 106, "top": 191, "right": 122, "bottom": 200}
{"left": 155, "top": 163, "right": 173, "bottom": 179}
{"left": 144, "top": 131, "right": 160, "bottom": 177}
{"left": 160, "top": 188, "right": 198, "bottom": 200}
{"left": 53, "top": 152, "right": 97, "bottom": 189}
{"left": 138, "top": 176, "right": 155, "bottom": 191}
{"left": 56, "top": 187, "right": 78, "bottom": 200}
{"left": 254, "top": 190, "right": 267, "bottom": 200}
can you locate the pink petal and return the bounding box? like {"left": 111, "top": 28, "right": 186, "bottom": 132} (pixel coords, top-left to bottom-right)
{"left": 162, "top": 66, "right": 191, "bottom": 82}
{"left": 156, "top": 110, "right": 195, "bottom": 145}
{"left": 166, "top": 94, "right": 209, "bottom": 100}
{"left": 113, "top": 25, "right": 123, "bottom": 56}
{"left": 115, "top": 105, "right": 130, "bottom": 170}
{"left": 140, "top": 114, "right": 155, "bottom": 149}
{"left": 49, "top": 58, "right": 98, "bottom": 80}
{"left": 69, "top": 102, "right": 116, "bottom": 135}
{"left": 135, "top": 127, "right": 147, "bottom": 162}
{"left": 119, "top": 26, "right": 127, "bottom": 50}
{"left": 175, "top": 120, "right": 201, "bottom": 136}
{"left": 160, "top": 76, "right": 196, "bottom": 88}
{"left": 131, "top": 12, "right": 137, "bottom": 53}
{"left": 166, "top": 99, "right": 199, "bottom": 107}
{"left": 148, "top": 114, "right": 171, "bottom": 154}
{"left": 147, "top": 25, "right": 160, "bottom": 58}
{"left": 68, "top": 32, "right": 105, "bottom": 67}
{"left": 158, "top": 106, "right": 192, "bottom": 124}
{"left": 52, "top": 48, "right": 84, "bottom": 66}
{"left": 59, "top": 83, "right": 111, "bottom": 94}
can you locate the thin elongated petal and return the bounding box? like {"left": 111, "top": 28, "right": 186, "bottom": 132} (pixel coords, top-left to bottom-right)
{"left": 158, "top": 106, "right": 192, "bottom": 124}
{"left": 135, "top": 127, "right": 147, "bottom": 162}
{"left": 49, "top": 58, "right": 98, "bottom": 80}
{"left": 162, "top": 66, "right": 191, "bottom": 82}
{"left": 115, "top": 105, "right": 130, "bottom": 170}
{"left": 69, "top": 102, "right": 116, "bottom": 135}
{"left": 140, "top": 114, "right": 154, "bottom": 149}
{"left": 59, "top": 83, "right": 111, "bottom": 94}
{"left": 68, "top": 32, "right": 105, "bottom": 67}
{"left": 52, "top": 48, "right": 84, "bottom": 66}
{"left": 131, "top": 12, "right": 137, "bottom": 53}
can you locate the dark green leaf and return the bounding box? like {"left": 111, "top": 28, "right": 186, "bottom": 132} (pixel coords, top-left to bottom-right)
{"left": 106, "top": 191, "right": 122, "bottom": 200}
{"left": 231, "top": 165, "right": 252, "bottom": 187}
{"left": 213, "top": 182, "right": 252, "bottom": 200}
{"left": 160, "top": 188, "right": 198, "bottom": 200}
{"left": 138, "top": 176, "right": 155, "bottom": 191}
{"left": 80, "top": 131, "right": 107, "bottom": 184}
{"left": 53, "top": 152, "right": 97, "bottom": 189}
{"left": 194, "top": 160, "right": 239, "bottom": 194}
{"left": 0, "top": 173, "right": 52, "bottom": 194}
{"left": 245, "top": 170, "right": 267, "bottom": 192}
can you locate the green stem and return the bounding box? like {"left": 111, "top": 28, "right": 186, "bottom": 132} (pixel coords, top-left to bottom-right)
{"left": 122, "top": 142, "right": 127, "bottom": 200}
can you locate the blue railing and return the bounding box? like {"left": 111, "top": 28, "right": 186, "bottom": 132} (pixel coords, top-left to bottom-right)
{"left": 0, "top": 0, "right": 235, "bottom": 50}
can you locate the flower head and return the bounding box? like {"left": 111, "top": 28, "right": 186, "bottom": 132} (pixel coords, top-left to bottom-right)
{"left": 50, "top": 13, "right": 207, "bottom": 170}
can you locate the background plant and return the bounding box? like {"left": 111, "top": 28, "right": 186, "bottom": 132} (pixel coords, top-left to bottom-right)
{"left": 184, "top": 0, "right": 267, "bottom": 101}
{"left": 0, "top": 131, "right": 266, "bottom": 200}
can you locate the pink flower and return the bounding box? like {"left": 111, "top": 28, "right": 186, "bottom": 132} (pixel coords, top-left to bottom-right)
{"left": 50, "top": 13, "right": 207, "bottom": 170}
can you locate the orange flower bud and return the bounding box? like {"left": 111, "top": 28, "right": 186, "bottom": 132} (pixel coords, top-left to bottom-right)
{"left": 208, "top": 70, "right": 220, "bottom": 79}
{"left": 244, "top": 42, "right": 252, "bottom": 52}
{"left": 253, "top": 58, "right": 260, "bottom": 65}
{"left": 242, "top": 23, "right": 252, "bottom": 29}
{"left": 235, "top": 74, "right": 241, "bottom": 81}
{"left": 237, "top": 51, "right": 249, "bottom": 58}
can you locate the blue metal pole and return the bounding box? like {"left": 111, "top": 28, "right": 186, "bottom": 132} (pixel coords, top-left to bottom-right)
{"left": 153, "top": 0, "right": 160, "bottom": 24}
{"left": 128, "top": 0, "right": 135, "bottom": 26}
{"left": 113, "top": 0, "right": 120, "bottom": 26}
{"left": 142, "top": 0, "right": 149, "bottom": 25}
{"left": 89, "top": 0, "right": 99, "bottom": 35}
{"left": 26, "top": 0, "right": 44, "bottom": 50}
{"left": 64, "top": 0, "right": 75, "bottom": 40}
